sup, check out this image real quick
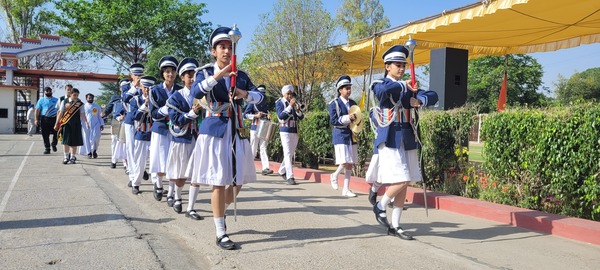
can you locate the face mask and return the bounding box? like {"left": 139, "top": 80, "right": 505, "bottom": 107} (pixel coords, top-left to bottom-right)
{"left": 45, "top": 93, "right": 52, "bottom": 97}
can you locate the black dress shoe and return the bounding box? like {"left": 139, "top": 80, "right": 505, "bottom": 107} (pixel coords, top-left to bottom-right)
{"left": 261, "top": 168, "right": 273, "bottom": 175}
{"left": 368, "top": 188, "right": 377, "bottom": 206}
{"left": 167, "top": 196, "right": 174, "bottom": 207}
{"left": 52, "top": 145, "right": 57, "bottom": 152}
{"left": 111, "top": 163, "right": 117, "bottom": 168}
{"left": 287, "top": 178, "right": 297, "bottom": 185}
{"left": 387, "top": 227, "right": 414, "bottom": 240}
{"left": 185, "top": 210, "right": 203, "bottom": 220}
{"left": 127, "top": 181, "right": 132, "bottom": 187}
{"left": 143, "top": 171, "right": 149, "bottom": 180}
{"left": 62, "top": 158, "right": 69, "bottom": 164}
{"left": 373, "top": 202, "right": 389, "bottom": 227}
{"left": 92, "top": 151, "right": 98, "bottom": 159}
{"left": 216, "top": 234, "right": 236, "bottom": 250}
{"left": 87, "top": 153, "right": 92, "bottom": 158}
{"left": 132, "top": 186, "right": 140, "bottom": 195}
{"left": 173, "top": 199, "right": 182, "bottom": 213}
{"left": 44, "top": 149, "right": 51, "bottom": 154}
{"left": 153, "top": 185, "right": 163, "bottom": 201}
{"left": 279, "top": 173, "right": 286, "bottom": 180}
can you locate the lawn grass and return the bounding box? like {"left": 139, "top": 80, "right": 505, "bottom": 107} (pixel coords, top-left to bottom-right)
{"left": 469, "top": 142, "right": 484, "bottom": 163}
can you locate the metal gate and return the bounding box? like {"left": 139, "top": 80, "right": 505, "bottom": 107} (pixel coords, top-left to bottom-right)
{"left": 14, "top": 89, "right": 31, "bottom": 134}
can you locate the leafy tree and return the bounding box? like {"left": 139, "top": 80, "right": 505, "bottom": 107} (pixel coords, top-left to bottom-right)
{"left": 95, "top": 81, "right": 120, "bottom": 107}
{"left": 240, "top": 0, "right": 342, "bottom": 111}
{"left": 336, "top": 0, "right": 390, "bottom": 41}
{"left": 554, "top": 67, "right": 600, "bottom": 103}
{"left": 51, "top": 0, "right": 212, "bottom": 71}
{"left": 0, "top": 0, "right": 77, "bottom": 70}
{"left": 467, "top": 55, "right": 548, "bottom": 113}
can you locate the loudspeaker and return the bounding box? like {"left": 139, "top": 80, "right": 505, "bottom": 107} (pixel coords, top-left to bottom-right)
{"left": 429, "top": 47, "right": 468, "bottom": 110}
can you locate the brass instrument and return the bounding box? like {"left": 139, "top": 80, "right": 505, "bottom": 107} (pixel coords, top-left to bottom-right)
{"left": 292, "top": 98, "right": 305, "bottom": 112}
{"left": 348, "top": 105, "right": 364, "bottom": 134}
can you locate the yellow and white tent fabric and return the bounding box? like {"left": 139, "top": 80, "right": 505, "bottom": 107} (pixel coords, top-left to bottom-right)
{"left": 337, "top": 0, "right": 600, "bottom": 76}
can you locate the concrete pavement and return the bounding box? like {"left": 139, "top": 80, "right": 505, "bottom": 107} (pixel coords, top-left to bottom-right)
{"left": 1, "top": 134, "right": 599, "bottom": 269}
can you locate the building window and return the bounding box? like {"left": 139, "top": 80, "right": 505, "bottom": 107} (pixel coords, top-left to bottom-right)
{"left": 0, "top": 108, "right": 8, "bottom": 118}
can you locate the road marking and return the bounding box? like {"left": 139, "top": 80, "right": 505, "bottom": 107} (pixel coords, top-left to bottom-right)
{"left": 0, "top": 141, "right": 34, "bottom": 220}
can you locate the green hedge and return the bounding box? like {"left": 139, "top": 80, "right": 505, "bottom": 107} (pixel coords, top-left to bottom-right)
{"left": 419, "top": 105, "right": 478, "bottom": 191}
{"left": 482, "top": 104, "right": 600, "bottom": 220}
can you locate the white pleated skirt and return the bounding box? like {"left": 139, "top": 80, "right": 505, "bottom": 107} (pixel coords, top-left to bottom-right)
{"left": 377, "top": 142, "right": 422, "bottom": 184}
{"left": 149, "top": 132, "right": 172, "bottom": 173}
{"left": 334, "top": 143, "right": 358, "bottom": 165}
{"left": 187, "top": 121, "right": 256, "bottom": 186}
{"left": 365, "top": 154, "right": 379, "bottom": 184}
{"left": 166, "top": 139, "right": 195, "bottom": 180}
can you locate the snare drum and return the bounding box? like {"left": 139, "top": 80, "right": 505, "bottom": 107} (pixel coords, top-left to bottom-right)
{"left": 256, "top": 119, "right": 278, "bottom": 141}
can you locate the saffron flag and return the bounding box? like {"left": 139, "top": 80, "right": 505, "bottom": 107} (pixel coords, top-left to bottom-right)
{"left": 497, "top": 71, "right": 507, "bottom": 111}
{"left": 359, "top": 89, "right": 366, "bottom": 110}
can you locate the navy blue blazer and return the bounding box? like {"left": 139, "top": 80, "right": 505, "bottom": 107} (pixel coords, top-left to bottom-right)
{"left": 243, "top": 97, "right": 268, "bottom": 130}
{"left": 130, "top": 95, "right": 152, "bottom": 141}
{"left": 122, "top": 82, "right": 141, "bottom": 125}
{"left": 167, "top": 88, "right": 197, "bottom": 144}
{"left": 372, "top": 77, "right": 438, "bottom": 150}
{"left": 190, "top": 63, "right": 264, "bottom": 138}
{"left": 149, "top": 82, "right": 183, "bottom": 135}
{"left": 104, "top": 95, "right": 125, "bottom": 118}
{"left": 328, "top": 97, "right": 357, "bottom": 145}
{"left": 276, "top": 98, "right": 304, "bottom": 133}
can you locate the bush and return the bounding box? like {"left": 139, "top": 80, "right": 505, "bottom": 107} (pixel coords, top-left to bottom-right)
{"left": 419, "top": 104, "right": 478, "bottom": 191}
{"left": 297, "top": 110, "right": 333, "bottom": 169}
{"left": 482, "top": 103, "right": 600, "bottom": 220}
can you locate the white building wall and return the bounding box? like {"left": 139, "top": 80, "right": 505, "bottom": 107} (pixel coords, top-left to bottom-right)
{"left": 0, "top": 90, "right": 14, "bottom": 133}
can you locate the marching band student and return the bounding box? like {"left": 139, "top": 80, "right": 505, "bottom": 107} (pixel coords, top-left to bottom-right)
{"left": 149, "top": 56, "right": 182, "bottom": 201}
{"left": 123, "top": 63, "right": 149, "bottom": 181}
{"left": 244, "top": 84, "right": 273, "bottom": 175}
{"left": 128, "top": 76, "right": 156, "bottom": 194}
{"left": 371, "top": 45, "right": 438, "bottom": 240}
{"left": 276, "top": 85, "right": 304, "bottom": 185}
{"left": 189, "top": 26, "right": 265, "bottom": 250}
{"left": 165, "top": 57, "right": 202, "bottom": 219}
{"left": 328, "top": 75, "right": 358, "bottom": 197}
{"left": 103, "top": 80, "right": 128, "bottom": 169}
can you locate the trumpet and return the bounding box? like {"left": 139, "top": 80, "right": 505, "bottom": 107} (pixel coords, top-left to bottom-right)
{"left": 291, "top": 98, "right": 305, "bottom": 111}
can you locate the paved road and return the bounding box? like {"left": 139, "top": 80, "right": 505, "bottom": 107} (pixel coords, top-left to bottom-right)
{"left": 1, "top": 134, "right": 599, "bottom": 269}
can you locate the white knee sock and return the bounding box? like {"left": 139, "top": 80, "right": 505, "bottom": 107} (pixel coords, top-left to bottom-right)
{"left": 187, "top": 186, "right": 199, "bottom": 212}
{"left": 392, "top": 207, "right": 403, "bottom": 229}
{"left": 371, "top": 182, "right": 381, "bottom": 192}
{"left": 334, "top": 164, "right": 344, "bottom": 175}
{"left": 343, "top": 169, "right": 352, "bottom": 191}
{"left": 378, "top": 194, "right": 392, "bottom": 213}
{"left": 214, "top": 217, "right": 226, "bottom": 238}
{"left": 156, "top": 175, "right": 163, "bottom": 189}
{"left": 167, "top": 181, "right": 174, "bottom": 197}
{"left": 151, "top": 173, "right": 159, "bottom": 184}
{"left": 174, "top": 185, "right": 182, "bottom": 202}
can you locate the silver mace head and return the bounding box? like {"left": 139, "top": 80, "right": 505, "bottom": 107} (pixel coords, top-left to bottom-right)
{"left": 229, "top": 24, "right": 242, "bottom": 44}
{"left": 405, "top": 34, "right": 417, "bottom": 57}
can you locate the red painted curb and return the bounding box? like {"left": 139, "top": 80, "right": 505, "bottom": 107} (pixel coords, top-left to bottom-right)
{"left": 256, "top": 160, "right": 600, "bottom": 246}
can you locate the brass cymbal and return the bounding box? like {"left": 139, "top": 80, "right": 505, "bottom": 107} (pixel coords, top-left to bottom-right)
{"left": 348, "top": 105, "right": 363, "bottom": 134}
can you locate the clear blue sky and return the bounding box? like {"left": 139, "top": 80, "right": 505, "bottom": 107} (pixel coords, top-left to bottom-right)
{"left": 9, "top": 0, "right": 596, "bottom": 98}
{"left": 197, "top": 0, "right": 599, "bottom": 95}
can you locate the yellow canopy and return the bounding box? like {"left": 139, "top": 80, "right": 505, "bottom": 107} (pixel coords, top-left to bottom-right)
{"left": 338, "top": 0, "right": 600, "bottom": 76}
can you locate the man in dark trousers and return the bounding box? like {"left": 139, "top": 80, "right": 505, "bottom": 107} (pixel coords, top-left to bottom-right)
{"left": 35, "top": 87, "right": 59, "bottom": 154}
